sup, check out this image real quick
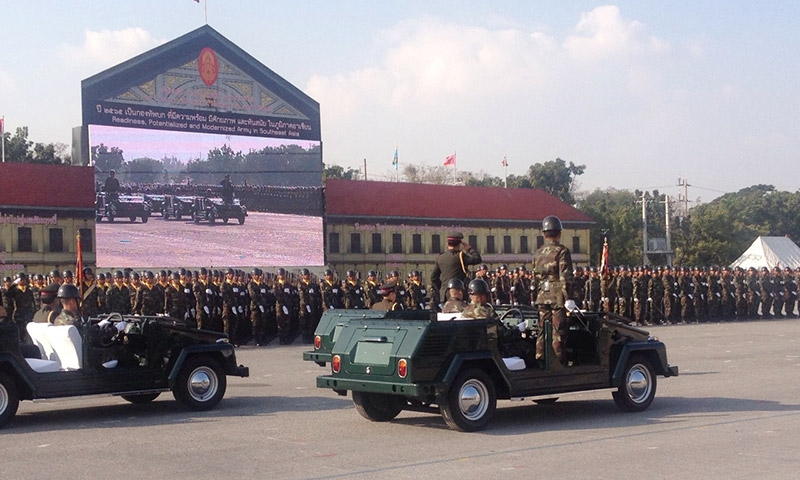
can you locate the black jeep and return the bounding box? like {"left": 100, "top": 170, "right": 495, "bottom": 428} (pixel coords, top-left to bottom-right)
{"left": 95, "top": 192, "right": 151, "bottom": 223}
{"left": 0, "top": 314, "right": 249, "bottom": 428}
{"left": 162, "top": 195, "right": 198, "bottom": 221}
{"left": 192, "top": 197, "right": 247, "bottom": 225}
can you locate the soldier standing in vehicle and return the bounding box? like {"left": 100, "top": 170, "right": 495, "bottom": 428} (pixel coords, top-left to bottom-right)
{"left": 371, "top": 281, "right": 403, "bottom": 311}
{"left": 440, "top": 278, "right": 468, "bottom": 314}
{"left": 531, "top": 216, "right": 573, "bottom": 366}
{"left": 431, "top": 232, "right": 482, "bottom": 302}
{"left": 220, "top": 174, "right": 234, "bottom": 205}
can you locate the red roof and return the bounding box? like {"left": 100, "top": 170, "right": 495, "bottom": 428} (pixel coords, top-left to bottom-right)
{"left": 0, "top": 163, "right": 96, "bottom": 209}
{"left": 325, "top": 179, "right": 594, "bottom": 224}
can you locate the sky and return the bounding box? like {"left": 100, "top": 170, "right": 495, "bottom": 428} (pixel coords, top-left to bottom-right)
{"left": 2, "top": 1, "right": 799, "bottom": 204}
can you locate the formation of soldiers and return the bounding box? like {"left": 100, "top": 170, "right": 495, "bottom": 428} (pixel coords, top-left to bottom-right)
{"left": 4, "top": 263, "right": 799, "bottom": 346}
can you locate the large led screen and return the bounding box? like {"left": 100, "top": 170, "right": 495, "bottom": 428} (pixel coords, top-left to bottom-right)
{"left": 90, "top": 125, "right": 324, "bottom": 269}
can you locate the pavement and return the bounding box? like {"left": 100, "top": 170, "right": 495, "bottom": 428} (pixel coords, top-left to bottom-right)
{"left": 3, "top": 318, "right": 800, "bottom": 479}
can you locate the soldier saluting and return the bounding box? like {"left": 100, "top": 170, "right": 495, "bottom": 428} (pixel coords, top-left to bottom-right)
{"left": 431, "top": 232, "right": 482, "bottom": 303}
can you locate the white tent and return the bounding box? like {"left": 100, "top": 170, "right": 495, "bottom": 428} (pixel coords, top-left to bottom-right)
{"left": 730, "top": 236, "right": 800, "bottom": 270}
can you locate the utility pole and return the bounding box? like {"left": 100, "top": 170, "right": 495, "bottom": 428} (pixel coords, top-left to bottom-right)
{"left": 664, "top": 195, "right": 673, "bottom": 266}
{"left": 363, "top": 158, "right": 367, "bottom": 181}
{"left": 678, "top": 177, "right": 690, "bottom": 217}
{"left": 641, "top": 191, "right": 649, "bottom": 266}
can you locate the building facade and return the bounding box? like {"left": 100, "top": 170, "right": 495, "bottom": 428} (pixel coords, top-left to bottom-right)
{"left": 324, "top": 179, "right": 595, "bottom": 280}
{"left": 0, "top": 163, "right": 96, "bottom": 277}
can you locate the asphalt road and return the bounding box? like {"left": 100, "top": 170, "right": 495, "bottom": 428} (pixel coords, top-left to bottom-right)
{"left": 96, "top": 211, "right": 324, "bottom": 268}
{"left": 3, "top": 319, "right": 800, "bottom": 480}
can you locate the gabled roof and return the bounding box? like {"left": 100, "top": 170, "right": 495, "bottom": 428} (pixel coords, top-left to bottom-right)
{"left": 81, "top": 25, "right": 320, "bottom": 140}
{"left": 325, "top": 179, "right": 594, "bottom": 226}
{"left": 0, "top": 163, "right": 95, "bottom": 209}
{"left": 730, "top": 236, "right": 800, "bottom": 270}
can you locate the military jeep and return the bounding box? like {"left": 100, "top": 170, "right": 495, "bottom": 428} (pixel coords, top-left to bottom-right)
{"left": 0, "top": 314, "right": 249, "bottom": 428}
{"left": 162, "top": 194, "right": 198, "bottom": 220}
{"left": 95, "top": 192, "right": 151, "bottom": 223}
{"left": 192, "top": 197, "right": 247, "bottom": 225}
{"left": 312, "top": 305, "right": 678, "bottom": 431}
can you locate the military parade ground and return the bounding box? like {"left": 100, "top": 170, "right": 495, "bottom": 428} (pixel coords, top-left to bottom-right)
{"left": 2, "top": 319, "right": 799, "bottom": 479}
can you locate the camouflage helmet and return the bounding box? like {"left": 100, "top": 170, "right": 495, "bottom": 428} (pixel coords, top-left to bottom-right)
{"left": 468, "top": 278, "right": 490, "bottom": 295}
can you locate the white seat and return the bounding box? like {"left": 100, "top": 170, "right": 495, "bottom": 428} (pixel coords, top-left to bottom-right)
{"left": 502, "top": 356, "right": 526, "bottom": 371}
{"left": 26, "top": 323, "right": 57, "bottom": 361}
{"left": 44, "top": 325, "right": 83, "bottom": 371}
{"left": 25, "top": 357, "right": 62, "bottom": 373}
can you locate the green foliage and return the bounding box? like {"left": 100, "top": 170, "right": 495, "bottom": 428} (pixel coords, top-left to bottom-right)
{"left": 323, "top": 164, "right": 360, "bottom": 180}
{"left": 527, "top": 158, "right": 585, "bottom": 205}
{"left": 1, "top": 126, "right": 68, "bottom": 164}
{"left": 578, "top": 189, "right": 641, "bottom": 266}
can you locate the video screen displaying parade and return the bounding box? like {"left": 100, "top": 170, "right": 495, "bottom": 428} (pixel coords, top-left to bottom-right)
{"left": 89, "top": 125, "right": 325, "bottom": 269}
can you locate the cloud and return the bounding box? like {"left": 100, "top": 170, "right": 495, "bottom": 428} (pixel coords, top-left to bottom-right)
{"left": 58, "top": 28, "right": 163, "bottom": 69}
{"left": 563, "top": 5, "right": 670, "bottom": 61}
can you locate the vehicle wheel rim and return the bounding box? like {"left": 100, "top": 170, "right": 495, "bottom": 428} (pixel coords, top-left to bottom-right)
{"left": 625, "top": 364, "right": 652, "bottom": 404}
{"left": 0, "top": 383, "right": 8, "bottom": 413}
{"left": 458, "top": 379, "right": 489, "bottom": 421}
{"left": 188, "top": 366, "right": 218, "bottom": 402}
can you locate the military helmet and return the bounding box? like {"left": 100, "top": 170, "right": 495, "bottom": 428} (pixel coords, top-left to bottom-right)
{"left": 542, "top": 215, "right": 563, "bottom": 233}
{"left": 468, "top": 278, "right": 490, "bottom": 295}
{"left": 62, "top": 270, "right": 74, "bottom": 278}
{"left": 446, "top": 278, "right": 465, "bottom": 291}
{"left": 367, "top": 270, "right": 377, "bottom": 277}
{"left": 301, "top": 268, "right": 310, "bottom": 276}
{"left": 130, "top": 272, "right": 141, "bottom": 280}
{"left": 16, "top": 272, "right": 28, "bottom": 281}
{"left": 114, "top": 270, "right": 124, "bottom": 279}
{"left": 145, "top": 270, "right": 155, "bottom": 279}
{"left": 82, "top": 267, "right": 93, "bottom": 276}
{"left": 34, "top": 273, "right": 45, "bottom": 282}
{"left": 390, "top": 270, "right": 400, "bottom": 278}
{"left": 3, "top": 276, "right": 12, "bottom": 283}
{"left": 478, "top": 264, "right": 488, "bottom": 272}
{"left": 57, "top": 283, "right": 81, "bottom": 299}
{"left": 159, "top": 270, "right": 168, "bottom": 277}
{"left": 346, "top": 270, "right": 356, "bottom": 277}
{"left": 171, "top": 272, "right": 180, "bottom": 280}
{"left": 225, "top": 267, "right": 235, "bottom": 275}
{"left": 252, "top": 267, "right": 263, "bottom": 276}
{"left": 277, "top": 267, "right": 287, "bottom": 276}
{"left": 49, "top": 269, "right": 62, "bottom": 278}
{"left": 324, "top": 269, "right": 333, "bottom": 277}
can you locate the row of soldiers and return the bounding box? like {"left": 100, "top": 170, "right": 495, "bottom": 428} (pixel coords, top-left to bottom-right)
{"left": 5, "top": 263, "right": 799, "bottom": 341}
{"left": 569, "top": 265, "right": 800, "bottom": 324}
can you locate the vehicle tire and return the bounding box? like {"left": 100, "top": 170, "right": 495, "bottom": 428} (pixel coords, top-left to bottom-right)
{"left": 121, "top": 392, "right": 161, "bottom": 404}
{"left": 108, "top": 213, "right": 115, "bottom": 223}
{"left": 163, "top": 212, "right": 170, "bottom": 220}
{"left": 175, "top": 213, "right": 182, "bottom": 221}
{"left": 352, "top": 391, "right": 404, "bottom": 422}
{"left": 222, "top": 216, "right": 229, "bottom": 224}
{"left": 208, "top": 213, "right": 215, "bottom": 226}
{"left": 439, "top": 368, "right": 496, "bottom": 432}
{"left": 141, "top": 214, "right": 149, "bottom": 223}
{"left": 0, "top": 371, "right": 20, "bottom": 429}
{"left": 238, "top": 215, "right": 245, "bottom": 225}
{"left": 172, "top": 356, "right": 226, "bottom": 411}
{"left": 193, "top": 214, "right": 200, "bottom": 224}
{"left": 612, "top": 355, "right": 657, "bottom": 412}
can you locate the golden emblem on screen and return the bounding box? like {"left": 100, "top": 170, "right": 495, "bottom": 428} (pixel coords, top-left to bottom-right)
{"left": 198, "top": 47, "right": 219, "bottom": 86}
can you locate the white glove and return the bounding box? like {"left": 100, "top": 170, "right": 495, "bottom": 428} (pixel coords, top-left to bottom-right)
{"left": 204, "top": 306, "right": 210, "bottom": 314}
{"left": 517, "top": 321, "right": 526, "bottom": 332}
{"left": 115, "top": 321, "right": 127, "bottom": 332}
{"left": 259, "top": 305, "right": 265, "bottom": 313}
{"left": 282, "top": 306, "right": 289, "bottom": 315}
{"left": 206, "top": 288, "right": 212, "bottom": 295}
{"left": 98, "top": 319, "right": 111, "bottom": 328}
{"left": 564, "top": 299, "right": 578, "bottom": 312}
{"left": 306, "top": 305, "right": 311, "bottom": 313}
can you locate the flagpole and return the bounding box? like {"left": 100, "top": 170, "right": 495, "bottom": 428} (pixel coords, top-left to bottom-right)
{"left": 1, "top": 116, "right": 5, "bottom": 163}
{"left": 452, "top": 151, "right": 456, "bottom": 185}
{"left": 204, "top": 0, "right": 208, "bottom": 24}
{"left": 503, "top": 155, "right": 508, "bottom": 188}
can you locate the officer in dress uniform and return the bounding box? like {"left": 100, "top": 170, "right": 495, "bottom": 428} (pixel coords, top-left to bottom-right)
{"left": 371, "top": 281, "right": 403, "bottom": 311}
{"left": 431, "top": 232, "right": 482, "bottom": 302}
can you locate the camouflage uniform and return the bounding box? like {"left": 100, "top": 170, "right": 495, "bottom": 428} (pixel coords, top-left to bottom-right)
{"left": 164, "top": 281, "right": 190, "bottom": 321}
{"left": 105, "top": 282, "right": 131, "bottom": 314}
{"left": 134, "top": 283, "right": 164, "bottom": 316}
{"left": 531, "top": 238, "right": 573, "bottom": 363}
{"left": 298, "top": 276, "right": 323, "bottom": 343}
{"left": 273, "top": 277, "right": 294, "bottom": 344}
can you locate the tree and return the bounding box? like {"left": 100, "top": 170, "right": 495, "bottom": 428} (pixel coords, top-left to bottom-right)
{"left": 121, "top": 157, "right": 164, "bottom": 184}
{"left": 323, "top": 164, "right": 360, "bottom": 180}
{"left": 527, "top": 158, "right": 585, "bottom": 205}
{"left": 577, "top": 188, "right": 641, "bottom": 267}
{"left": 1, "top": 127, "right": 68, "bottom": 164}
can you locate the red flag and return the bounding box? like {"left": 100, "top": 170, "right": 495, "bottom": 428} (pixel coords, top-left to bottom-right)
{"left": 76, "top": 233, "right": 84, "bottom": 295}
{"left": 443, "top": 153, "right": 456, "bottom": 166}
{"left": 600, "top": 237, "right": 609, "bottom": 275}
{"left": 501, "top": 156, "right": 508, "bottom": 167}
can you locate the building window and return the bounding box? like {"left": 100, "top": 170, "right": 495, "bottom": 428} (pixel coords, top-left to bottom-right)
{"left": 536, "top": 235, "right": 544, "bottom": 249}
{"left": 572, "top": 236, "right": 581, "bottom": 254}
{"left": 371, "top": 233, "right": 382, "bottom": 253}
{"left": 486, "top": 235, "right": 496, "bottom": 254}
{"left": 79, "top": 228, "right": 93, "bottom": 252}
{"left": 329, "top": 232, "right": 340, "bottom": 253}
{"left": 412, "top": 233, "right": 422, "bottom": 254}
{"left": 520, "top": 235, "right": 529, "bottom": 254}
{"left": 431, "top": 234, "right": 441, "bottom": 254}
{"left": 469, "top": 235, "right": 478, "bottom": 251}
{"left": 49, "top": 228, "right": 64, "bottom": 253}
{"left": 503, "top": 235, "right": 512, "bottom": 254}
{"left": 18, "top": 227, "right": 32, "bottom": 252}
{"left": 350, "top": 232, "right": 361, "bottom": 253}
{"left": 391, "top": 233, "right": 403, "bottom": 254}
